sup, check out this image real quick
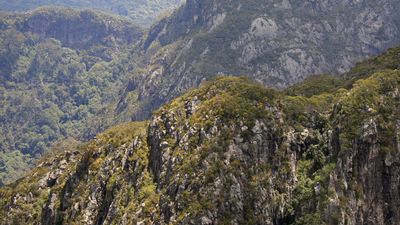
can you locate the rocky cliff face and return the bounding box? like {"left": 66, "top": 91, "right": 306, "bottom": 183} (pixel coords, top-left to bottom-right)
{"left": 1, "top": 49, "right": 398, "bottom": 224}
{"left": 117, "top": 0, "right": 400, "bottom": 120}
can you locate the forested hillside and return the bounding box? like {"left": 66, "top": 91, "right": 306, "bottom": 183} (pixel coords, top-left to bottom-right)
{"left": 0, "top": 46, "right": 398, "bottom": 224}
{"left": 2, "top": 0, "right": 400, "bottom": 188}
{"left": 0, "top": 7, "right": 143, "bottom": 184}
{"left": 0, "top": 1, "right": 399, "bottom": 223}
{"left": 0, "top": 0, "right": 184, "bottom": 26}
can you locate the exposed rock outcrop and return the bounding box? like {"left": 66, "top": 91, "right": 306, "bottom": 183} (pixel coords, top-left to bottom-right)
{"left": 1, "top": 68, "right": 398, "bottom": 224}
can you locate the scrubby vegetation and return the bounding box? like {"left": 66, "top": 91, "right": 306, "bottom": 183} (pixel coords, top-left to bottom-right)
{"left": 285, "top": 74, "right": 343, "bottom": 97}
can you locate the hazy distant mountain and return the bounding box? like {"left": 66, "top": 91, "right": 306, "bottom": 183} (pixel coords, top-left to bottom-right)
{"left": 0, "top": 0, "right": 184, "bottom": 26}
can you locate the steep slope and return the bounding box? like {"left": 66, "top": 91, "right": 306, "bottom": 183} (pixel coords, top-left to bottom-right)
{"left": 1, "top": 58, "right": 398, "bottom": 224}
{"left": 115, "top": 0, "right": 400, "bottom": 120}
{"left": 3, "top": 0, "right": 400, "bottom": 185}
{"left": 0, "top": 7, "right": 143, "bottom": 184}
{"left": 0, "top": 0, "right": 184, "bottom": 27}
{"left": 1, "top": 7, "right": 143, "bottom": 62}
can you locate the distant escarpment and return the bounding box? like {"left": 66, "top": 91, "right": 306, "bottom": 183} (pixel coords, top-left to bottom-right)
{"left": 1, "top": 50, "right": 398, "bottom": 224}
{"left": 115, "top": 0, "right": 400, "bottom": 121}
{"left": 3, "top": 7, "right": 143, "bottom": 59}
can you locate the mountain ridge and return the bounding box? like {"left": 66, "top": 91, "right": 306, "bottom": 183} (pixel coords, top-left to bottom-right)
{"left": 0, "top": 46, "right": 399, "bottom": 224}
{"left": 1, "top": 0, "right": 400, "bottom": 197}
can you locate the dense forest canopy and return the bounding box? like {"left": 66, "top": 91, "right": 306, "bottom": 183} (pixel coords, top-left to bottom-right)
{"left": 0, "top": 7, "right": 144, "bottom": 184}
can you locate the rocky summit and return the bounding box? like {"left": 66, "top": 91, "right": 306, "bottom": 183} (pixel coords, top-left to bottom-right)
{"left": 1, "top": 46, "right": 399, "bottom": 224}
